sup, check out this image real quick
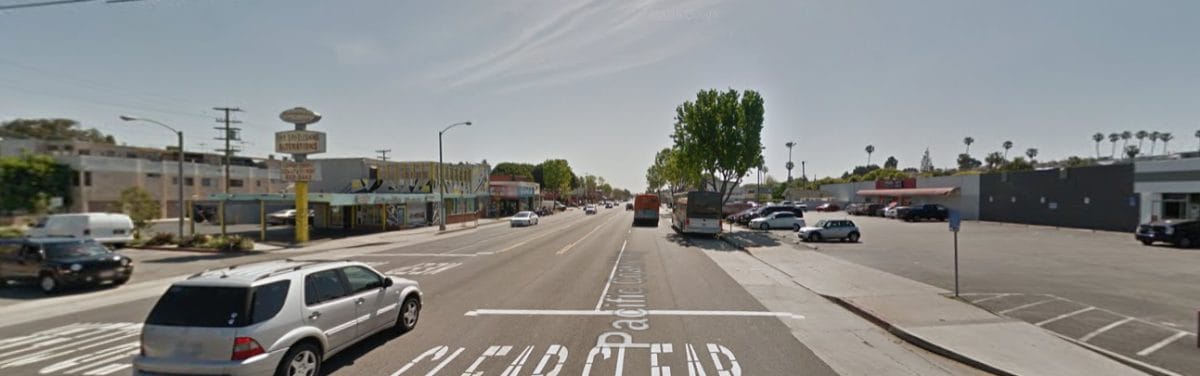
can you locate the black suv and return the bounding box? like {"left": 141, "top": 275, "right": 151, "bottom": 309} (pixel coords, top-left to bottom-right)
{"left": 900, "top": 204, "right": 950, "bottom": 222}
{"left": 0, "top": 238, "right": 133, "bottom": 294}
{"left": 1136, "top": 220, "right": 1200, "bottom": 248}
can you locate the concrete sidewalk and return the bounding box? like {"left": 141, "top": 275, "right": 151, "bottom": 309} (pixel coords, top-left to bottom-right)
{"left": 720, "top": 231, "right": 1147, "bottom": 376}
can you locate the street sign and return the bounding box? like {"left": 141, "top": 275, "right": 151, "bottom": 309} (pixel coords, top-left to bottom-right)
{"left": 275, "top": 130, "right": 327, "bottom": 154}
{"left": 279, "top": 107, "right": 321, "bottom": 125}
{"left": 948, "top": 210, "right": 961, "bottom": 232}
{"left": 282, "top": 161, "right": 319, "bottom": 182}
{"left": 49, "top": 197, "right": 63, "bottom": 209}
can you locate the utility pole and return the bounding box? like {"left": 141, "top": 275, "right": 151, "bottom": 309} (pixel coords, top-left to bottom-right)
{"left": 213, "top": 107, "right": 243, "bottom": 236}
{"left": 376, "top": 149, "right": 391, "bottom": 161}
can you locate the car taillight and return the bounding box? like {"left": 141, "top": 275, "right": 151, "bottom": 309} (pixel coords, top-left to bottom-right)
{"left": 231, "top": 337, "right": 265, "bottom": 360}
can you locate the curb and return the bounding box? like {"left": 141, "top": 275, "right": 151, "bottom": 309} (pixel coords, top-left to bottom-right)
{"left": 437, "top": 220, "right": 507, "bottom": 235}
{"left": 822, "top": 295, "right": 1016, "bottom": 376}
{"left": 1048, "top": 332, "right": 1181, "bottom": 376}
{"left": 717, "top": 234, "right": 1041, "bottom": 376}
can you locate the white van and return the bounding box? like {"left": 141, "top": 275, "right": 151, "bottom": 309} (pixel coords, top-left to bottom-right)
{"left": 27, "top": 213, "right": 136, "bottom": 246}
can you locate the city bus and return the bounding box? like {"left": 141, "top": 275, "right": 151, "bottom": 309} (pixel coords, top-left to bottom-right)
{"left": 671, "top": 191, "right": 724, "bottom": 235}
{"left": 632, "top": 194, "right": 661, "bottom": 226}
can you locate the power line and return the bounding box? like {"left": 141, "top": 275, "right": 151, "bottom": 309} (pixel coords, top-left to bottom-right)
{"left": 376, "top": 149, "right": 391, "bottom": 161}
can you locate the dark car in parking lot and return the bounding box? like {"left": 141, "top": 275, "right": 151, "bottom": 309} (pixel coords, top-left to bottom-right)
{"left": 900, "top": 204, "right": 950, "bottom": 222}
{"left": 0, "top": 238, "right": 133, "bottom": 294}
{"left": 1136, "top": 220, "right": 1200, "bottom": 248}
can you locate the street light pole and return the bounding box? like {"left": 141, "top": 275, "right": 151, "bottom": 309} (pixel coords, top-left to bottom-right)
{"left": 119, "top": 116, "right": 184, "bottom": 239}
{"left": 438, "top": 121, "right": 472, "bottom": 231}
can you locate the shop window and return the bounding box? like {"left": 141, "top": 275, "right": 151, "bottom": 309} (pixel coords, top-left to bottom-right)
{"left": 84, "top": 172, "right": 92, "bottom": 186}
{"left": 146, "top": 173, "right": 161, "bottom": 179}
{"left": 230, "top": 179, "right": 244, "bottom": 187}
{"left": 185, "top": 177, "right": 194, "bottom": 186}
{"left": 72, "top": 173, "right": 80, "bottom": 186}
{"left": 201, "top": 178, "right": 212, "bottom": 187}
{"left": 78, "top": 149, "right": 90, "bottom": 155}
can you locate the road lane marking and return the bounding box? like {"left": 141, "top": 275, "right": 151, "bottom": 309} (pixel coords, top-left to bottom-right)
{"left": 1136, "top": 331, "right": 1188, "bottom": 356}
{"left": 997, "top": 297, "right": 1058, "bottom": 314}
{"left": 595, "top": 239, "right": 629, "bottom": 310}
{"left": 463, "top": 309, "right": 804, "bottom": 320}
{"left": 386, "top": 262, "right": 463, "bottom": 276}
{"left": 557, "top": 213, "right": 623, "bottom": 255}
{"left": 357, "top": 253, "right": 478, "bottom": 257}
{"left": 1035, "top": 307, "right": 1096, "bottom": 326}
{"left": 1079, "top": 317, "right": 1135, "bottom": 342}
{"left": 969, "top": 294, "right": 1011, "bottom": 304}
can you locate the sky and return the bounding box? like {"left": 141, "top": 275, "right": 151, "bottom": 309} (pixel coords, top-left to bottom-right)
{"left": 2, "top": 0, "right": 1199, "bottom": 191}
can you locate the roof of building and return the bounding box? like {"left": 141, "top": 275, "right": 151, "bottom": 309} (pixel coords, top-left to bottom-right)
{"left": 857, "top": 187, "right": 958, "bottom": 196}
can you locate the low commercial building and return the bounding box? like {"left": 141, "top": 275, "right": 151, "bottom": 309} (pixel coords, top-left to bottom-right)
{"left": 1, "top": 138, "right": 283, "bottom": 218}
{"left": 488, "top": 175, "right": 541, "bottom": 217}
{"left": 213, "top": 158, "right": 491, "bottom": 230}
{"left": 822, "top": 177, "right": 980, "bottom": 219}
{"left": 1134, "top": 158, "right": 1200, "bottom": 223}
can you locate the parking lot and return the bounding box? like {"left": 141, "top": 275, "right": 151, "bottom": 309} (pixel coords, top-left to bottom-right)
{"left": 752, "top": 210, "right": 1200, "bottom": 375}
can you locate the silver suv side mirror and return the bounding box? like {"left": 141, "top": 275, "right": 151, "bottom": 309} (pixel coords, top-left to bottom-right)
{"left": 383, "top": 277, "right": 394, "bottom": 288}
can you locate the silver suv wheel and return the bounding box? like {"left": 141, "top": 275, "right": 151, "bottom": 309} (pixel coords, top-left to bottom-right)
{"left": 289, "top": 350, "right": 317, "bottom": 376}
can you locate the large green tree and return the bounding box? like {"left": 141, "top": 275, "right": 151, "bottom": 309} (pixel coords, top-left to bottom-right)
{"left": 491, "top": 162, "right": 535, "bottom": 180}
{"left": 645, "top": 147, "right": 700, "bottom": 194}
{"left": 539, "top": 159, "right": 573, "bottom": 195}
{"left": 670, "top": 88, "right": 765, "bottom": 203}
{"left": 0, "top": 118, "right": 116, "bottom": 144}
{"left": 0, "top": 154, "right": 73, "bottom": 214}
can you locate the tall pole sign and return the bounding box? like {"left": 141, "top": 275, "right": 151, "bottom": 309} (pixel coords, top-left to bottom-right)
{"left": 277, "top": 107, "right": 324, "bottom": 243}
{"left": 948, "top": 209, "right": 962, "bottom": 297}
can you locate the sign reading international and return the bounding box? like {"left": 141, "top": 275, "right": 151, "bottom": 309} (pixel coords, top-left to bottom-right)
{"left": 282, "top": 161, "right": 319, "bottom": 182}
{"left": 275, "top": 130, "right": 327, "bottom": 154}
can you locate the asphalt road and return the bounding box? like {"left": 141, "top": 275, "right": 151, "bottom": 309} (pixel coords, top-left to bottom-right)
{"left": 0, "top": 208, "right": 839, "bottom": 375}
{"left": 762, "top": 211, "right": 1200, "bottom": 376}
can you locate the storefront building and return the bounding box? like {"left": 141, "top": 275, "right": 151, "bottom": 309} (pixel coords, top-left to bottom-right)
{"left": 488, "top": 175, "right": 541, "bottom": 217}
{"left": 1135, "top": 158, "right": 1200, "bottom": 223}
{"left": 210, "top": 158, "right": 490, "bottom": 230}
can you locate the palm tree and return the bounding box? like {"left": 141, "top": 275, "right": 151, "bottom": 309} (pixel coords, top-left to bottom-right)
{"left": 1159, "top": 132, "right": 1173, "bottom": 155}
{"left": 1124, "top": 145, "right": 1140, "bottom": 159}
{"left": 1091, "top": 133, "right": 1104, "bottom": 158}
{"left": 865, "top": 145, "right": 875, "bottom": 166}
{"left": 1108, "top": 133, "right": 1120, "bottom": 158}
{"left": 1002, "top": 140, "right": 1013, "bottom": 159}
{"left": 1025, "top": 148, "right": 1038, "bottom": 163}
{"left": 1136, "top": 130, "right": 1148, "bottom": 149}
{"left": 1149, "top": 131, "right": 1160, "bottom": 155}
{"left": 963, "top": 137, "right": 974, "bottom": 154}
{"left": 1120, "top": 131, "right": 1132, "bottom": 155}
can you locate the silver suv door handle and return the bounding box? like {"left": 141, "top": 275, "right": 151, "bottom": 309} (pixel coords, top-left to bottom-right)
{"left": 308, "top": 311, "right": 321, "bottom": 320}
{"left": 356, "top": 297, "right": 365, "bottom": 305}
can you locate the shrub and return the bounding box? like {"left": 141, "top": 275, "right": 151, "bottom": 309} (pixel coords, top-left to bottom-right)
{"left": 178, "top": 234, "right": 211, "bottom": 248}
{"left": 145, "top": 232, "right": 177, "bottom": 246}
{"left": 0, "top": 226, "right": 24, "bottom": 239}
{"left": 203, "top": 235, "right": 253, "bottom": 252}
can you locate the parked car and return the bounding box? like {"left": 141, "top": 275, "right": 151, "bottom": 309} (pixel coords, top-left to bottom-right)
{"left": 740, "top": 205, "right": 801, "bottom": 225}
{"left": 749, "top": 211, "right": 807, "bottom": 231}
{"left": 1136, "top": 220, "right": 1200, "bottom": 248}
{"left": 796, "top": 219, "right": 861, "bottom": 242}
{"left": 510, "top": 211, "right": 539, "bottom": 227}
{"left": 585, "top": 205, "right": 598, "bottom": 215}
{"left": 26, "top": 213, "right": 134, "bottom": 247}
{"left": 900, "top": 204, "right": 950, "bottom": 222}
{"left": 865, "top": 203, "right": 885, "bottom": 217}
{"left": 796, "top": 204, "right": 808, "bottom": 212}
{"left": 884, "top": 206, "right": 909, "bottom": 218}
{"left": 134, "top": 260, "right": 421, "bottom": 376}
{"left": 267, "top": 209, "right": 316, "bottom": 226}
{"left": 626, "top": 203, "right": 634, "bottom": 210}
{"left": 815, "top": 203, "right": 841, "bottom": 212}
{"left": 0, "top": 238, "right": 133, "bottom": 294}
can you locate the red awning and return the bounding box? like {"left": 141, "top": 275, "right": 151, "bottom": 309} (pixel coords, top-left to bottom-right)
{"left": 856, "top": 187, "right": 958, "bottom": 196}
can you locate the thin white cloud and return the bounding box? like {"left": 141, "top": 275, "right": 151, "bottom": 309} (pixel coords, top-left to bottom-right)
{"left": 328, "top": 37, "right": 387, "bottom": 66}
{"left": 435, "top": 0, "right": 722, "bottom": 91}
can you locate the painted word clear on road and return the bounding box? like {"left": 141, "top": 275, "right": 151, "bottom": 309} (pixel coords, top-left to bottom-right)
{"left": 392, "top": 343, "right": 740, "bottom": 376}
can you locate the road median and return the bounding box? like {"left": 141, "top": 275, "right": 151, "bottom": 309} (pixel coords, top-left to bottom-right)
{"left": 718, "top": 232, "right": 1147, "bottom": 376}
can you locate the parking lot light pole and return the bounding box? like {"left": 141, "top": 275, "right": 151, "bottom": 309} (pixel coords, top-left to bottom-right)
{"left": 120, "top": 115, "right": 184, "bottom": 239}
{"left": 438, "top": 121, "right": 472, "bottom": 231}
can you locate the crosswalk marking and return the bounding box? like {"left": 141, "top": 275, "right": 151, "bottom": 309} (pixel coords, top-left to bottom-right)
{"left": 387, "top": 262, "right": 463, "bottom": 276}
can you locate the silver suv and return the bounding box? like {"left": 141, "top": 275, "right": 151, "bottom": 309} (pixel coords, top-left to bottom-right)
{"left": 133, "top": 259, "right": 422, "bottom": 376}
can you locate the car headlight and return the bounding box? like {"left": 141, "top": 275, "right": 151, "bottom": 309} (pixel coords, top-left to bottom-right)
{"left": 70, "top": 263, "right": 82, "bottom": 272}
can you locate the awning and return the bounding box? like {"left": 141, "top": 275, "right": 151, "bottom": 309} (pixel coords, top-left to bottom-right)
{"left": 856, "top": 187, "right": 958, "bottom": 197}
